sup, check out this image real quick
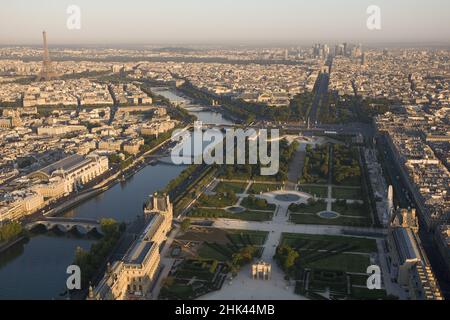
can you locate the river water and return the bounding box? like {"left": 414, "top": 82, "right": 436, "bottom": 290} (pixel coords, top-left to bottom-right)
{"left": 150, "top": 87, "right": 234, "bottom": 126}
{"left": 0, "top": 89, "right": 232, "bottom": 300}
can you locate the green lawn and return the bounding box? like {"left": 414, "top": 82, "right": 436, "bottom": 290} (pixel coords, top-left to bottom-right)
{"left": 197, "top": 194, "right": 237, "bottom": 208}
{"left": 349, "top": 274, "right": 370, "bottom": 286}
{"left": 197, "top": 230, "right": 268, "bottom": 261}
{"left": 289, "top": 201, "right": 327, "bottom": 213}
{"left": 298, "top": 185, "right": 328, "bottom": 198}
{"left": 334, "top": 176, "right": 361, "bottom": 187}
{"left": 332, "top": 202, "right": 368, "bottom": 217}
{"left": 190, "top": 208, "right": 273, "bottom": 222}
{"left": 301, "top": 253, "right": 370, "bottom": 273}
{"left": 227, "top": 230, "right": 268, "bottom": 246}
{"left": 241, "top": 197, "right": 276, "bottom": 211}
{"left": 289, "top": 213, "right": 370, "bottom": 227}
{"left": 197, "top": 245, "right": 229, "bottom": 261}
{"left": 160, "top": 283, "right": 194, "bottom": 299}
{"left": 248, "top": 183, "right": 283, "bottom": 194}
{"left": 277, "top": 232, "right": 385, "bottom": 300}
{"left": 350, "top": 287, "right": 388, "bottom": 300}
{"left": 281, "top": 233, "right": 378, "bottom": 253}
{"left": 332, "top": 187, "right": 362, "bottom": 200}
{"left": 159, "top": 259, "right": 225, "bottom": 300}
{"left": 215, "top": 182, "right": 248, "bottom": 194}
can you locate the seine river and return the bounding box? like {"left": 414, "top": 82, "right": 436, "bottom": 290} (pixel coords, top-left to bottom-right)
{"left": 0, "top": 90, "right": 231, "bottom": 300}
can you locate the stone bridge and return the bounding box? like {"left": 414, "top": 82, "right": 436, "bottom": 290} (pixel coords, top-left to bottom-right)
{"left": 26, "top": 217, "right": 103, "bottom": 235}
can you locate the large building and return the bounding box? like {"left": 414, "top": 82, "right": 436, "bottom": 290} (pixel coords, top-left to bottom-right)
{"left": 140, "top": 118, "right": 176, "bottom": 137}
{"left": 1, "top": 154, "right": 109, "bottom": 222}
{"left": 37, "top": 125, "right": 87, "bottom": 136}
{"left": 88, "top": 241, "right": 161, "bottom": 300}
{"left": 435, "top": 224, "right": 450, "bottom": 276}
{"left": 88, "top": 194, "right": 173, "bottom": 300}
{"left": 29, "top": 154, "right": 109, "bottom": 194}
{"left": 387, "top": 208, "right": 443, "bottom": 300}
{"left": 376, "top": 109, "right": 450, "bottom": 231}
{"left": 0, "top": 190, "right": 44, "bottom": 222}
{"left": 0, "top": 116, "right": 22, "bottom": 128}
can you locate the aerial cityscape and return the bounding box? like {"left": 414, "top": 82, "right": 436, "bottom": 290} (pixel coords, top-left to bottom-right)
{"left": 0, "top": 0, "right": 449, "bottom": 306}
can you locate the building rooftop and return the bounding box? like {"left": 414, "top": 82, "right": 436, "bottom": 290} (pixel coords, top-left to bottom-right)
{"left": 123, "top": 240, "right": 156, "bottom": 266}
{"left": 392, "top": 227, "right": 422, "bottom": 264}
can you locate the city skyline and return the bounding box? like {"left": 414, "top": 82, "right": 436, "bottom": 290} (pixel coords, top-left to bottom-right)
{"left": 1, "top": 0, "right": 450, "bottom": 45}
{"left": 0, "top": 1, "right": 448, "bottom": 304}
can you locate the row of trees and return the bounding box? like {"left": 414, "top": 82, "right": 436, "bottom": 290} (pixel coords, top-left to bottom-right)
{"left": 317, "top": 93, "right": 397, "bottom": 124}
{"left": 162, "top": 164, "right": 198, "bottom": 195}
{"left": 332, "top": 145, "right": 361, "bottom": 185}
{"left": 178, "top": 81, "right": 302, "bottom": 124}
{"left": 140, "top": 129, "right": 177, "bottom": 153}
{"left": 274, "top": 245, "right": 300, "bottom": 276}
{"left": 242, "top": 195, "right": 270, "bottom": 210}
{"left": 222, "top": 138, "right": 298, "bottom": 182}
{"left": 289, "top": 92, "right": 314, "bottom": 122}
{"left": 0, "top": 222, "right": 24, "bottom": 243}
{"left": 232, "top": 246, "right": 258, "bottom": 267}
{"left": 301, "top": 145, "right": 330, "bottom": 183}
{"left": 108, "top": 153, "right": 133, "bottom": 170}
{"left": 73, "top": 219, "right": 125, "bottom": 287}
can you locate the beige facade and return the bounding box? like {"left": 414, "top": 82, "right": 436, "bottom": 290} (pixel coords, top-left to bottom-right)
{"left": 89, "top": 194, "right": 173, "bottom": 300}
{"left": 37, "top": 125, "right": 87, "bottom": 136}
{"left": 0, "top": 116, "right": 22, "bottom": 128}
{"left": 89, "top": 242, "right": 160, "bottom": 300}
{"left": 140, "top": 120, "right": 176, "bottom": 137}
{"left": 32, "top": 177, "right": 66, "bottom": 199}
{"left": 143, "top": 193, "right": 173, "bottom": 245}
{"left": 0, "top": 192, "right": 44, "bottom": 223}
{"left": 123, "top": 139, "right": 144, "bottom": 155}
{"left": 98, "top": 139, "right": 123, "bottom": 152}
{"left": 29, "top": 154, "right": 109, "bottom": 194}
{"left": 387, "top": 208, "right": 443, "bottom": 300}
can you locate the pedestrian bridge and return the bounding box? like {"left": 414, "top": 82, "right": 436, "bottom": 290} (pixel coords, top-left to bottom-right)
{"left": 26, "top": 217, "right": 103, "bottom": 235}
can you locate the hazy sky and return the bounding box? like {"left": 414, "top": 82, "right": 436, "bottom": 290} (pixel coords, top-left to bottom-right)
{"left": 1, "top": 0, "right": 449, "bottom": 45}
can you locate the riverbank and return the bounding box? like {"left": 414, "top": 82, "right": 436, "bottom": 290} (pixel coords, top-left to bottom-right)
{"left": 150, "top": 85, "right": 239, "bottom": 124}
{"left": 0, "top": 236, "right": 27, "bottom": 254}
{"left": 23, "top": 125, "right": 191, "bottom": 225}
{"left": 0, "top": 106, "right": 232, "bottom": 299}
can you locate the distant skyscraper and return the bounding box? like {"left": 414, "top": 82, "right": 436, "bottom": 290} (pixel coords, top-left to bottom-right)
{"left": 353, "top": 43, "right": 362, "bottom": 58}
{"left": 323, "top": 44, "right": 330, "bottom": 58}
{"left": 39, "top": 31, "right": 57, "bottom": 81}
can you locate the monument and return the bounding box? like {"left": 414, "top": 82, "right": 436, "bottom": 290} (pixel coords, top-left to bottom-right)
{"left": 38, "top": 31, "right": 57, "bottom": 81}
{"left": 252, "top": 261, "right": 271, "bottom": 280}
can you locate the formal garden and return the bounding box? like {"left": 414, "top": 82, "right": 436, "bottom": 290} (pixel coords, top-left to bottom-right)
{"left": 275, "top": 233, "right": 388, "bottom": 300}
{"left": 189, "top": 208, "right": 273, "bottom": 222}
{"left": 161, "top": 229, "right": 268, "bottom": 300}
{"left": 290, "top": 142, "right": 374, "bottom": 227}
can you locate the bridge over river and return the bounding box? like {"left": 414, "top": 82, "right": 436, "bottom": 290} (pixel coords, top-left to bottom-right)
{"left": 25, "top": 217, "right": 103, "bottom": 235}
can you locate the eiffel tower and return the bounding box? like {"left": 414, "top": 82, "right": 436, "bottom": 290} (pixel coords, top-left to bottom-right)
{"left": 38, "top": 31, "right": 57, "bottom": 81}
